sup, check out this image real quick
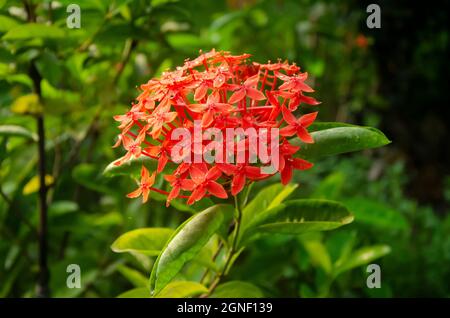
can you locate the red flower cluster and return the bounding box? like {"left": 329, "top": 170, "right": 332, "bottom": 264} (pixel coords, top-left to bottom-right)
{"left": 113, "top": 49, "right": 319, "bottom": 206}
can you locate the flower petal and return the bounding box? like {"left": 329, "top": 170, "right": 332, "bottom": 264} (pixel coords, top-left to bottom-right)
{"left": 228, "top": 87, "right": 246, "bottom": 104}
{"left": 206, "top": 181, "right": 228, "bottom": 199}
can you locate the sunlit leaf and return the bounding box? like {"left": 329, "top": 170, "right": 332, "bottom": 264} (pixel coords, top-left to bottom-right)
{"left": 150, "top": 204, "right": 234, "bottom": 294}
{"left": 210, "top": 281, "right": 264, "bottom": 298}
{"left": 117, "top": 287, "right": 150, "bottom": 298}
{"left": 3, "top": 23, "right": 65, "bottom": 40}
{"left": 23, "top": 175, "right": 54, "bottom": 195}
{"left": 111, "top": 228, "right": 174, "bottom": 256}
{"left": 154, "top": 281, "right": 207, "bottom": 298}
{"left": 334, "top": 245, "right": 391, "bottom": 276}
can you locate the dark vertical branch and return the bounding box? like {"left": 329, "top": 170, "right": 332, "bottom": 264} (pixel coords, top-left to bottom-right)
{"left": 29, "top": 62, "right": 50, "bottom": 298}
{"left": 23, "top": 0, "right": 50, "bottom": 298}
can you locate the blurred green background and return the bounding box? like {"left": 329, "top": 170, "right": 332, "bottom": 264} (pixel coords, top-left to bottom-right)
{"left": 0, "top": 0, "right": 449, "bottom": 297}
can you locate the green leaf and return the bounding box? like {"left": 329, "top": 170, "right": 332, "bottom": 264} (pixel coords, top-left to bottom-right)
{"left": 72, "top": 163, "right": 116, "bottom": 194}
{"left": 0, "top": 15, "right": 19, "bottom": 33}
{"left": 116, "top": 265, "right": 148, "bottom": 288}
{"left": 10, "top": 94, "right": 42, "bottom": 115}
{"left": 23, "top": 175, "right": 54, "bottom": 195}
{"left": 292, "top": 126, "right": 390, "bottom": 160}
{"left": 103, "top": 156, "right": 157, "bottom": 178}
{"left": 210, "top": 281, "right": 264, "bottom": 298}
{"left": 300, "top": 236, "right": 332, "bottom": 274}
{"left": 309, "top": 122, "right": 357, "bottom": 132}
{"left": 0, "top": 125, "right": 37, "bottom": 141}
{"left": 154, "top": 281, "right": 207, "bottom": 298}
{"left": 3, "top": 23, "right": 65, "bottom": 40}
{"left": 343, "top": 197, "right": 409, "bottom": 232}
{"left": 334, "top": 245, "right": 391, "bottom": 276}
{"left": 117, "top": 287, "right": 150, "bottom": 298}
{"left": 150, "top": 204, "right": 234, "bottom": 294}
{"left": 242, "top": 199, "right": 354, "bottom": 244}
{"left": 111, "top": 228, "right": 174, "bottom": 256}
{"left": 241, "top": 183, "right": 297, "bottom": 233}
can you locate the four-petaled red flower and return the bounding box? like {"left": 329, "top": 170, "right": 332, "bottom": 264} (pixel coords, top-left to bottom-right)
{"left": 126, "top": 166, "right": 156, "bottom": 203}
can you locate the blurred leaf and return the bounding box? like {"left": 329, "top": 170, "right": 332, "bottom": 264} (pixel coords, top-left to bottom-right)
{"left": 41, "top": 80, "right": 81, "bottom": 114}
{"left": 334, "top": 245, "right": 391, "bottom": 276}
{"left": 117, "top": 265, "right": 148, "bottom": 288}
{"left": 10, "top": 94, "right": 42, "bottom": 115}
{"left": 0, "top": 15, "right": 19, "bottom": 33}
{"left": 117, "top": 287, "right": 150, "bottom": 298}
{"left": 154, "top": 281, "right": 207, "bottom": 298}
{"left": 48, "top": 201, "right": 79, "bottom": 216}
{"left": 150, "top": 204, "right": 234, "bottom": 294}
{"left": 23, "top": 174, "right": 54, "bottom": 195}
{"left": 312, "top": 172, "right": 345, "bottom": 200}
{"left": 72, "top": 163, "right": 116, "bottom": 194}
{"left": 0, "top": 125, "right": 37, "bottom": 141}
{"left": 292, "top": 126, "right": 391, "bottom": 160}
{"left": 242, "top": 199, "right": 354, "bottom": 244}
{"left": 3, "top": 23, "right": 65, "bottom": 40}
{"left": 210, "top": 281, "right": 264, "bottom": 298}
{"left": 111, "top": 227, "right": 174, "bottom": 256}
{"left": 36, "top": 52, "right": 63, "bottom": 86}
{"left": 103, "top": 156, "right": 157, "bottom": 178}
{"left": 343, "top": 197, "right": 409, "bottom": 232}
{"left": 300, "top": 236, "right": 332, "bottom": 273}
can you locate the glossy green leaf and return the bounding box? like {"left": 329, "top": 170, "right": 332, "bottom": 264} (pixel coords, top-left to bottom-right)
{"left": 292, "top": 126, "right": 390, "bottom": 160}
{"left": 241, "top": 183, "right": 298, "bottom": 233}
{"left": 150, "top": 204, "right": 234, "bottom": 294}
{"left": 242, "top": 199, "right": 354, "bottom": 244}
{"left": 154, "top": 281, "right": 207, "bottom": 298}
{"left": 117, "top": 287, "right": 150, "bottom": 298}
{"left": 309, "top": 122, "right": 357, "bottom": 132}
{"left": 210, "top": 281, "right": 264, "bottom": 298}
{"left": 0, "top": 125, "right": 37, "bottom": 141}
{"left": 334, "top": 245, "right": 391, "bottom": 276}
{"left": 3, "top": 23, "right": 65, "bottom": 40}
{"left": 111, "top": 228, "right": 174, "bottom": 256}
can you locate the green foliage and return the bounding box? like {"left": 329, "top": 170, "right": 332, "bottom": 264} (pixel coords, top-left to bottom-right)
{"left": 1, "top": 0, "right": 447, "bottom": 299}
{"left": 293, "top": 126, "right": 390, "bottom": 160}
{"left": 241, "top": 199, "right": 354, "bottom": 245}
{"left": 111, "top": 228, "right": 174, "bottom": 256}
{"left": 150, "top": 204, "right": 234, "bottom": 294}
{"left": 211, "top": 281, "right": 264, "bottom": 298}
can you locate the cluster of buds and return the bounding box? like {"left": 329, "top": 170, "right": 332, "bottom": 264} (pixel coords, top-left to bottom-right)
{"left": 113, "top": 49, "right": 320, "bottom": 206}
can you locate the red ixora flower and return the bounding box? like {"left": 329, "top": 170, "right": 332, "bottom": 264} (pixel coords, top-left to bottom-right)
{"left": 113, "top": 49, "right": 320, "bottom": 206}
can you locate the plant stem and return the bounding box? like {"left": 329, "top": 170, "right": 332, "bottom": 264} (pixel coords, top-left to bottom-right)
{"left": 203, "top": 195, "right": 242, "bottom": 297}
{"left": 36, "top": 114, "right": 50, "bottom": 298}
{"left": 24, "top": 0, "right": 50, "bottom": 297}
{"left": 30, "top": 62, "right": 49, "bottom": 298}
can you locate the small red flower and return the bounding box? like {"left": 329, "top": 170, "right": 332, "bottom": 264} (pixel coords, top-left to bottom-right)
{"left": 127, "top": 166, "right": 156, "bottom": 203}
{"left": 280, "top": 106, "right": 318, "bottom": 143}
{"left": 187, "top": 166, "right": 228, "bottom": 204}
